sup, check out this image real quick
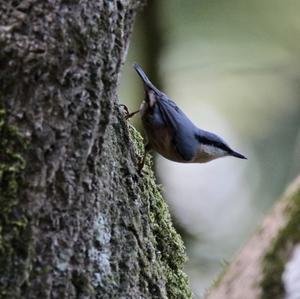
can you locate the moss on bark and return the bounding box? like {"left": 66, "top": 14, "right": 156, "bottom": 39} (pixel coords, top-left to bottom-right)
{"left": 261, "top": 179, "right": 300, "bottom": 299}
{"left": 0, "top": 1, "right": 192, "bottom": 297}
{"left": 205, "top": 176, "right": 300, "bottom": 299}
{"left": 129, "top": 124, "right": 192, "bottom": 299}
{"left": 0, "top": 106, "right": 31, "bottom": 295}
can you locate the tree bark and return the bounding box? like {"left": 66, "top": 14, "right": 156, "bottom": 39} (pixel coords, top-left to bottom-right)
{"left": 205, "top": 175, "right": 300, "bottom": 299}
{"left": 0, "top": 1, "right": 191, "bottom": 298}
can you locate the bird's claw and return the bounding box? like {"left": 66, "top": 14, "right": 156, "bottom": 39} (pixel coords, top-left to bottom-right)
{"left": 119, "top": 104, "right": 139, "bottom": 120}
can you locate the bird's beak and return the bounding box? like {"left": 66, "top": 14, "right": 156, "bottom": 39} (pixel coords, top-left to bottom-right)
{"left": 230, "top": 150, "right": 247, "bottom": 160}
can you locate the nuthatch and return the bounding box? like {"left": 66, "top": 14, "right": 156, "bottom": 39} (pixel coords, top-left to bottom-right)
{"left": 124, "top": 63, "right": 247, "bottom": 172}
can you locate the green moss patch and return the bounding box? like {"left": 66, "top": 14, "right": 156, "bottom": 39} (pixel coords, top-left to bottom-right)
{"left": 128, "top": 124, "right": 192, "bottom": 299}
{"left": 261, "top": 181, "right": 300, "bottom": 299}
{"left": 0, "top": 109, "right": 27, "bottom": 212}
{"left": 0, "top": 106, "right": 30, "bottom": 291}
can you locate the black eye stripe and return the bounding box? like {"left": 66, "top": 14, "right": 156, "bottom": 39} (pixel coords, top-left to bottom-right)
{"left": 195, "top": 134, "right": 231, "bottom": 153}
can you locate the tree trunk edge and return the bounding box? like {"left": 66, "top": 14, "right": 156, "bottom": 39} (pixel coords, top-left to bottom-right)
{"left": 128, "top": 124, "right": 192, "bottom": 299}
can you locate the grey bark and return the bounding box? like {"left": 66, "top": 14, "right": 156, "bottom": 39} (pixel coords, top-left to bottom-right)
{"left": 0, "top": 1, "right": 191, "bottom": 298}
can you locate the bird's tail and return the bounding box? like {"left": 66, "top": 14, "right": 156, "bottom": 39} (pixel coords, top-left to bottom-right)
{"left": 133, "top": 63, "right": 159, "bottom": 93}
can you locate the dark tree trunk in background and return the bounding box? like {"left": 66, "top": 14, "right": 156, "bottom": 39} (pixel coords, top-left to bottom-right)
{"left": 0, "top": 1, "right": 191, "bottom": 298}
{"left": 139, "top": 0, "right": 164, "bottom": 90}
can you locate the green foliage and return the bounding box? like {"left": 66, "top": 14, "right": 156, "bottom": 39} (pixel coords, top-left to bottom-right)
{"left": 261, "top": 183, "right": 300, "bottom": 299}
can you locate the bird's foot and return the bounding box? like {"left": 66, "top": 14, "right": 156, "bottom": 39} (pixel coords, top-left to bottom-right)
{"left": 119, "top": 104, "right": 140, "bottom": 120}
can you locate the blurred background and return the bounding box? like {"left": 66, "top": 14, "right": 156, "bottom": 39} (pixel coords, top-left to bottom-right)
{"left": 119, "top": 0, "right": 300, "bottom": 297}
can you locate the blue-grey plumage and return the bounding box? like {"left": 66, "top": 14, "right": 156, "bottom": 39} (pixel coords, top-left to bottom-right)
{"left": 133, "top": 63, "right": 246, "bottom": 166}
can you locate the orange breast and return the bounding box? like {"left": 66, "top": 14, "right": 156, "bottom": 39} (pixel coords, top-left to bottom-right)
{"left": 143, "top": 123, "right": 186, "bottom": 162}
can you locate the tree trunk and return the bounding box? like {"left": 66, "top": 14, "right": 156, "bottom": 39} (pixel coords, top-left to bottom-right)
{"left": 205, "top": 175, "right": 300, "bottom": 299}
{"left": 0, "top": 1, "right": 191, "bottom": 298}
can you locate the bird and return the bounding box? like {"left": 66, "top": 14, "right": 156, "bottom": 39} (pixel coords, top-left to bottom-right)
{"left": 123, "top": 63, "right": 247, "bottom": 172}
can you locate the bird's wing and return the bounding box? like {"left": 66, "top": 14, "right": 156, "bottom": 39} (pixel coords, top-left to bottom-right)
{"left": 156, "top": 96, "right": 197, "bottom": 161}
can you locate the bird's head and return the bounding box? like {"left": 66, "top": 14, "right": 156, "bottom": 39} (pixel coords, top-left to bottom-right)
{"left": 195, "top": 130, "right": 247, "bottom": 162}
